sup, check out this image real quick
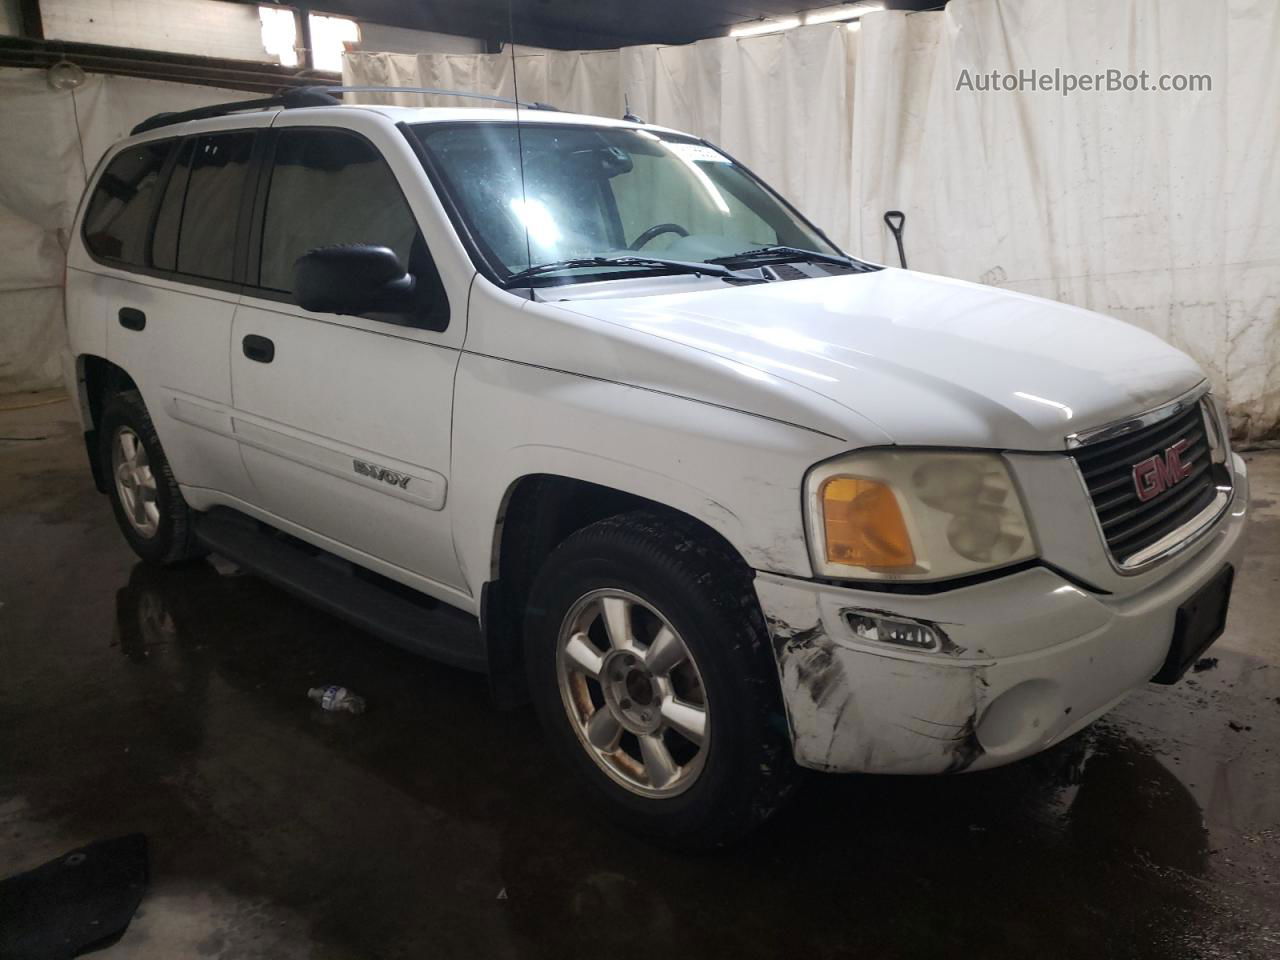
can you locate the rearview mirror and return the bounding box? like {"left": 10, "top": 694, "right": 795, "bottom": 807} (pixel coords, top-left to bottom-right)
{"left": 565, "top": 145, "right": 634, "bottom": 179}
{"left": 294, "top": 245, "right": 416, "bottom": 316}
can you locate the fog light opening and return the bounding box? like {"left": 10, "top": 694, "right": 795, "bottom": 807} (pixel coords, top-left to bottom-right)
{"left": 843, "top": 610, "right": 940, "bottom": 652}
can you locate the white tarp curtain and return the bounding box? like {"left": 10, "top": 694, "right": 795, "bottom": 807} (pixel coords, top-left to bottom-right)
{"left": 345, "top": 0, "right": 1279, "bottom": 441}
{"left": 0, "top": 70, "right": 251, "bottom": 393}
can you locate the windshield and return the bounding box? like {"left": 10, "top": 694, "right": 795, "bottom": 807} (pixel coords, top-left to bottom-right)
{"left": 411, "top": 122, "right": 843, "bottom": 285}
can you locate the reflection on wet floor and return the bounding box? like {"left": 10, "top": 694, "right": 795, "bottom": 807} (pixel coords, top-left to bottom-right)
{"left": 1, "top": 402, "right": 1278, "bottom": 959}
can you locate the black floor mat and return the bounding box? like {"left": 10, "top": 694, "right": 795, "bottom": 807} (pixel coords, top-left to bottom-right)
{"left": 0, "top": 834, "right": 148, "bottom": 960}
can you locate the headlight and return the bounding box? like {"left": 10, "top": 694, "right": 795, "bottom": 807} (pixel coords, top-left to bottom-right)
{"left": 804, "top": 450, "right": 1037, "bottom": 581}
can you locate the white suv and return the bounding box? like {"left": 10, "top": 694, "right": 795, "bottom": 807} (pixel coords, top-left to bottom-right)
{"left": 64, "top": 88, "right": 1249, "bottom": 845}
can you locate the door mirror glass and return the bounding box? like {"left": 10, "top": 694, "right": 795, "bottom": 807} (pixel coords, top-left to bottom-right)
{"left": 294, "top": 245, "right": 416, "bottom": 316}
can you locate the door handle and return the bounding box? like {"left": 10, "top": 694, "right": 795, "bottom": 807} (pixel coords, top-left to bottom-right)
{"left": 242, "top": 335, "right": 275, "bottom": 364}
{"left": 118, "top": 307, "right": 146, "bottom": 331}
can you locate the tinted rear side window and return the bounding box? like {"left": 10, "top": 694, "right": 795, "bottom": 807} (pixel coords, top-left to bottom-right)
{"left": 82, "top": 140, "right": 174, "bottom": 265}
{"left": 176, "top": 132, "right": 255, "bottom": 283}
{"left": 258, "top": 129, "right": 418, "bottom": 294}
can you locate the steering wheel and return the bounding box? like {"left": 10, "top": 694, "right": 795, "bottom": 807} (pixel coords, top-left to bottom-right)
{"left": 629, "top": 223, "right": 690, "bottom": 250}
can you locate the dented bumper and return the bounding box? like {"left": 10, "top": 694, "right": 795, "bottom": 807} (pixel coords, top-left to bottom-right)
{"left": 756, "top": 455, "right": 1249, "bottom": 775}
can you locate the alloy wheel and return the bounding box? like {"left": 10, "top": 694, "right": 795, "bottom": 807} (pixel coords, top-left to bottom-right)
{"left": 556, "top": 588, "right": 710, "bottom": 797}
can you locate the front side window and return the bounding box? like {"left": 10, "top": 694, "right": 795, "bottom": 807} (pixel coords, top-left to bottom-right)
{"left": 83, "top": 140, "right": 174, "bottom": 265}
{"left": 412, "top": 122, "right": 841, "bottom": 284}
{"left": 258, "top": 129, "right": 419, "bottom": 294}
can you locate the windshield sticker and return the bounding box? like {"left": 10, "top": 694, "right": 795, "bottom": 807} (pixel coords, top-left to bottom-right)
{"left": 665, "top": 142, "right": 732, "bottom": 164}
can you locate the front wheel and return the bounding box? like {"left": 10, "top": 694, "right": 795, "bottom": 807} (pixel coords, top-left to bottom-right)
{"left": 525, "top": 512, "right": 797, "bottom": 847}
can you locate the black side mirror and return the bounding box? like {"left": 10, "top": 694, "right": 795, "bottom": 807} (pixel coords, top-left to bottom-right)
{"left": 293, "top": 245, "right": 416, "bottom": 316}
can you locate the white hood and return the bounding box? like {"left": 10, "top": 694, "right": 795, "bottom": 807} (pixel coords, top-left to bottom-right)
{"left": 551, "top": 268, "right": 1205, "bottom": 451}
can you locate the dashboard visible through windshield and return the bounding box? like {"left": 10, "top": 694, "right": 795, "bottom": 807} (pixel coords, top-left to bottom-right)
{"left": 410, "top": 121, "right": 849, "bottom": 286}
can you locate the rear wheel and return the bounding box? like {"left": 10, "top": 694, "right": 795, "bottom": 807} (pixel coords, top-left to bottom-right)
{"left": 99, "top": 390, "right": 203, "bottom": 566}
{"left": 525, "top": 512, "right": 796, "bottom": 847}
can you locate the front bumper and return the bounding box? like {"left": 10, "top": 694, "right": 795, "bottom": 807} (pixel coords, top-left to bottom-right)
{"left": 756, "top": 452, "right": 1249, "bottom": 774}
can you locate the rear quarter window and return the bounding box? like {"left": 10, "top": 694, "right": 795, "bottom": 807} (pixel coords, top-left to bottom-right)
{"left": 82, "top": 140, "right": 174, "bottom": 265}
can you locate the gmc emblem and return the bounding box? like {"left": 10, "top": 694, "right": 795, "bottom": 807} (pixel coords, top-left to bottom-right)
{"left": 1132, "top": 438, "right": 1193, "bottom": 502}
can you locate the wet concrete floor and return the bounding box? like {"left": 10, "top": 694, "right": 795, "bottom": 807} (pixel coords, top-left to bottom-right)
{"left": 2, "top": 396, "right": 1278, "bottom": 959}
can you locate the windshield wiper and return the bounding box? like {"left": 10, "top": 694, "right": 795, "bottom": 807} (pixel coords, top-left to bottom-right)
{"left": 502, "top": 255, "right": 743, "bottom": 287}
{"left": 708, "top": 245, "right": 861, "bottom": 269}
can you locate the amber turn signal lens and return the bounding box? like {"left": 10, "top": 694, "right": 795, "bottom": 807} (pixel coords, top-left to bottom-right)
{"left": 821, "top": 476, "right": 916, "bottom": 568}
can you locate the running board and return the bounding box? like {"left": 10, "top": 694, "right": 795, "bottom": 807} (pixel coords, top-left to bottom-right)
{"left": 193, "top": 507, "right": 487, "bottom": 672}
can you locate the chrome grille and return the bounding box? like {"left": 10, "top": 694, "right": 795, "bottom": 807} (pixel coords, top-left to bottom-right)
{"left": 1071, "top": 402, "right": 1221, "bottom": 564}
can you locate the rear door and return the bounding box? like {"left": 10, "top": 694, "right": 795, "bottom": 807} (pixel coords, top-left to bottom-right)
{"left": 89, "top": 119, "right": 269, "bottom": 501}
{"left": 230, "top": 114, "right": 466, "bottom": 593}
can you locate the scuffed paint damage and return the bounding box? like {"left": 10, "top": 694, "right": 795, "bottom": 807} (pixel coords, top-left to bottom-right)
{"left": 755, "top": 478, "right": 1251, "bottom": 773}
{"left": 766, "top": 615, "right": 847, "bottom": 709}
{"left": 943, "top": 714, "right": 984, "bottom": 773}
{"left": 765, "top": 612, "right": 854, "bottom": 770}
{"left": 881, "top": 709, "right": 985, "bottom": 774}
{"left": 760, "top": 587, "right": 990, "bottom": 774}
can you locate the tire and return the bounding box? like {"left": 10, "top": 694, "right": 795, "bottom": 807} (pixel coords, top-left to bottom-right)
{"left": 524, "top": 511, "right": 797, "bottom": 848}
{"left": 99, "top": 390, "right": 203, "bottom": 566}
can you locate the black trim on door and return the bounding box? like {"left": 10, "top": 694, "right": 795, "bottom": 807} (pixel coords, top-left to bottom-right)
{"left": 243, "top": 126, "right": 276, "bottom": 292}
{"left": 233, "top": 130, "right": 272, "bottom": 287}
{"left": 143, "top": 137, "right": 184, "bottom": 270}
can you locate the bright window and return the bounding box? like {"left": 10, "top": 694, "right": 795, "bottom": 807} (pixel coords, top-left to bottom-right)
{"left": 309, "top": 13, "right": 360, "bottom": 73}
{"left": 258, "top": 6, "right": 297, "bottom": 67}
{"left": 258, "top": 8, "right": 358, "bottom": 71}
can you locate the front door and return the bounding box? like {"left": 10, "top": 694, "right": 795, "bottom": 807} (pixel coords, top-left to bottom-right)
{"left": 229, "top": 122, "right": 465, "bottom": 593}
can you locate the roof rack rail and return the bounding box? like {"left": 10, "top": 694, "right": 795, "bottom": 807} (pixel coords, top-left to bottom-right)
{"left": 130, "top": 85, "right": 559, "bottom": 137}
{"left": 130, "top": 87, "right": 339, "bottom": 135}
{"left": 332, "top": 86, "right": 559, "bottom": 112}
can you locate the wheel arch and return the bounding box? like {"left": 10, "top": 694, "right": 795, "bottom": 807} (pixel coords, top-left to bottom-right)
{"left": 481, "top": 473, "right": 756, "bottom": 708}
{"left": 76, "top": 354, "right": 139, "bottom": 493}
